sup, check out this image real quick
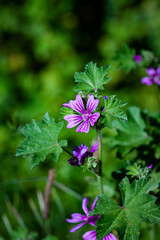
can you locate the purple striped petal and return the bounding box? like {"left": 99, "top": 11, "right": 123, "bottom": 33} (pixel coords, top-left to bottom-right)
{"left": 69, "top": 95, "right": 86, "bottom": 114}
{"left": 76, "top": 119, "right": 90, "bottom": 133}
{"left": 89, "top": 112, "right": 100, "bottom": 126}
{"left": 64, "top": 114, "right": 83, "bottom": 128}
{"left": 90, "top": 196, "right": 98, "bottom": 212}
{"left": 82, "top": 230, "right": 97, "bottom": 240}
{"left": 82, "top": 197, "right": 89, "bottom": 215}
{"left": 141, "top": 77, "right": 154, "bottom": 85}
{"left": 104, "top": 233, "right": 118, "bottom": 240}
{"left": 66, "top": 213, "right": 85, "bottom": 223}
{"left": 70, "top": 221, "right": 86, "bottom": 232}
{"left": 87, "top": 95, "right": 100, "bottom": 114}
{"left": 90, "top": 142, "right": 99, "bottom": 153}
{"left": 62, "top": 103, "right": 71, "bottom": 108}
{"left": 157, "top": 66, "right": 160, "bottom": 76}
{"left": 146, "top": 68, "right": 156, "bottom": 77}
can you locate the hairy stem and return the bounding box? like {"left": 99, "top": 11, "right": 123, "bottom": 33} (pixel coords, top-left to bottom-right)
{"left": 96, "top": 129, "right": 104, "bottom": 194}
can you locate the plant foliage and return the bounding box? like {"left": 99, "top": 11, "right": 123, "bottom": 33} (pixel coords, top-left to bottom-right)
{"left": 91, "top": 177, "right": 160, "bottom": 240}
{"left": 74, "top": 62, "right": 111, "bottom": 93}
{"left": 113, "top": 44, "right": 136, "bottom": 73}
{"left": 101, "top": 95, "right": 128, "bottom": 128}
{"left": 16, "top": 112, "right": 67, "bottom": 169}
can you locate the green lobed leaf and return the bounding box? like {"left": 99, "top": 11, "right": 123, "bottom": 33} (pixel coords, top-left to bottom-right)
{"left": 16, "top": 112, "right": 67, "bottom": 169}
{"left": 101, "top": 95, "right": 127, "bottom": 128}
{"left": 59, "top": 106, "right": 74, "bottom": 120}
{"left": 91, "top": 177, "right": 160, "bottom": 240}
{"left": 73, "top": 62, "right": 111, "bottom": 93}
{"left": 112, "top": 44, "right": 136, "bottom": 73}
{"left": 109, "top": 106, "right": 152, "bottom": 151}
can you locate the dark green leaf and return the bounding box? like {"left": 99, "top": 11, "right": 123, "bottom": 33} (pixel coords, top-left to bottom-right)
{"left": 16, "top": 112, "right": 67, "bottom": 169}
{"left": 74, "top": 62, "right": 111, "bottom": 93}
{"left": 102, "top": 95, "right": 127, "bottom": 128}
{"left": 91, "top": 177, "right": 160, "bottom": 240}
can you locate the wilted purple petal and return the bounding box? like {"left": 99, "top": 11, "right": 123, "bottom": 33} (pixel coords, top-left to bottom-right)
{"left": 76, "top": 119, "right": 90, "bottom": 133}
{"left": 82, "top": 230, "right": 97, "bottom": 240}
{"left": 87, "top": 95, "right": 100, "bottom": 114}
{"left": 104, "top": 233, "right": 118, "bottom": 240}
{"left": 90, "top": 142, "right": 99, "bottom": 153}
{"left": 146, "top": 68, "right": 156, "bottom": 77}
{"left": 141, "top": 77, "right": 153, "bottom": 85}
{"left": 70, "top": 95, "right": 86, "bottom": 114}
{"left": 70, "top": 222, "right": 86, "bottom": 232}
{"left": 62, "top": 103, "right": 71, "bottom": 108}
{"left": 64, "top": 114, "right": 83, "bottom": 128}
{"left": 82, "top": 197, "right": 89, "bottom": 215}
{"left": 133, "top": 54, "right": 142, "bottom": 63}
{"left": 68, "top": 158, "right": 79, "bottom": 166}
{"left": 89, "top": 112, "right": 100, "bottom": 126}
{"left": 73, "top": 144, "right": 88, "bottom": 161}
{"left": 90, "top": 196, "right": 98, "bottom": 211}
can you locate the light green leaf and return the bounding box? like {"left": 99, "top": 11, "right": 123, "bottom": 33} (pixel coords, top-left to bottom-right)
{"left": 91, "top": 177, "right": 160, "bottom": 240}
{"left": 102, "top": 95, "right": 127, "bottom": 128}
{"left": 16, "top": 112, "right": 67, "bottom": 169}
{"left": 74, "top": 62, "right": 111, "bottom": 93}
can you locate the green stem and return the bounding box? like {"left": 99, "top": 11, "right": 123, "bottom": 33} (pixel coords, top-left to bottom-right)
{"left": 62, "top": 147, "right": 74, "bottom": 157}
{"left": 96, "top": 129, "right": 104, "bottom": 194}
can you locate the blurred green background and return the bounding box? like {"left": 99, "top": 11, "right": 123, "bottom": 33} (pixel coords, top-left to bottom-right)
{"left": 0, "top": 0, "right": 160, "bottom": 239}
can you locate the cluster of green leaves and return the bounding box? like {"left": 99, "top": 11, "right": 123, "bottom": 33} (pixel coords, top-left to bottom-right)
{"left": 127, "top": 163, "right": 151, "bottom": 179}
{"left": 16, "top": 113, "right": 67, "bottom": 169}
{"left": 91, "top": 177, "right": 160, "bottom": 240}
{"left": 74, "top": 62, "right": 111, "bottom": 93}
{"left": 112, "top": 44, "right": 136, "bottom": 73}
{"left": 113, "top": 44, "right": 158, "bottom": 73}
{"left": 99, "top": 95, "right": 128, "bottom": 129}
{"left": 109, "top": 106, "right": 160, "bottom": 164}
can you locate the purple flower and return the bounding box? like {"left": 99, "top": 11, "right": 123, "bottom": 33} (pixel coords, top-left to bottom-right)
{"left": 82, "top": 230, "right": 118, "bottom": 240}
{"left": 133, "top": 54, "right": 142, "bottom": 63}
{"left": 63, "top": 95, "right": 100, "bottom": 133}
{"left": 141, "top": 67, "right": 160, "bottom": 85}
{"left": 66, "top": 197, "right": 99, "bottom": 232}
{"left": 148, "top": 164, "right": 153, "bottom": 169}
{"left": 104, "top": 96, "right": 108, "bottom": 100}
{"left": 68, "top": 142, "right": 99, "bottom": 166}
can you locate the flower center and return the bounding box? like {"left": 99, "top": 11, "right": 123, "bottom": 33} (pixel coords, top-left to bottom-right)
{"left": 82, "top": 113, "right": 90, "bottom": 121}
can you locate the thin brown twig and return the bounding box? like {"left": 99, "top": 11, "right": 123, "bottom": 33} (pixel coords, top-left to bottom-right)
{"left": 43, "top": 169, "right": 55, "bottom": 219}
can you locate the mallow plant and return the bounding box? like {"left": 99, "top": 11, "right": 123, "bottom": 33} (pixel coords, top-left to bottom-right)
{"left": 16, "top": 62, "right": 160, "bottom": 240}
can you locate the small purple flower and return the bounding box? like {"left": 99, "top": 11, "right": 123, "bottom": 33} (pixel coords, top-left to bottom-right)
{"left": 63, "top": 95, "right": 100, "bottom": 133}
{"left": 141, "top": 66, "right": 160, "bottom": 85}
{"left": 68, "top": 142, "right": 99, "bottom": 166}
{"left": 66, "top": 197, "right": 100, "bottom": 232}
{"left": 133, "top": 54, "right": 142, "bottom": 63}
{"left": 148, "top": 164, "right": 153, "bottom": 169}
{"left": 104, "top": 96, "right": 108, "bottom": 100}
{"left": 82, "top": 230, "right": 118, "bottom": 240}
